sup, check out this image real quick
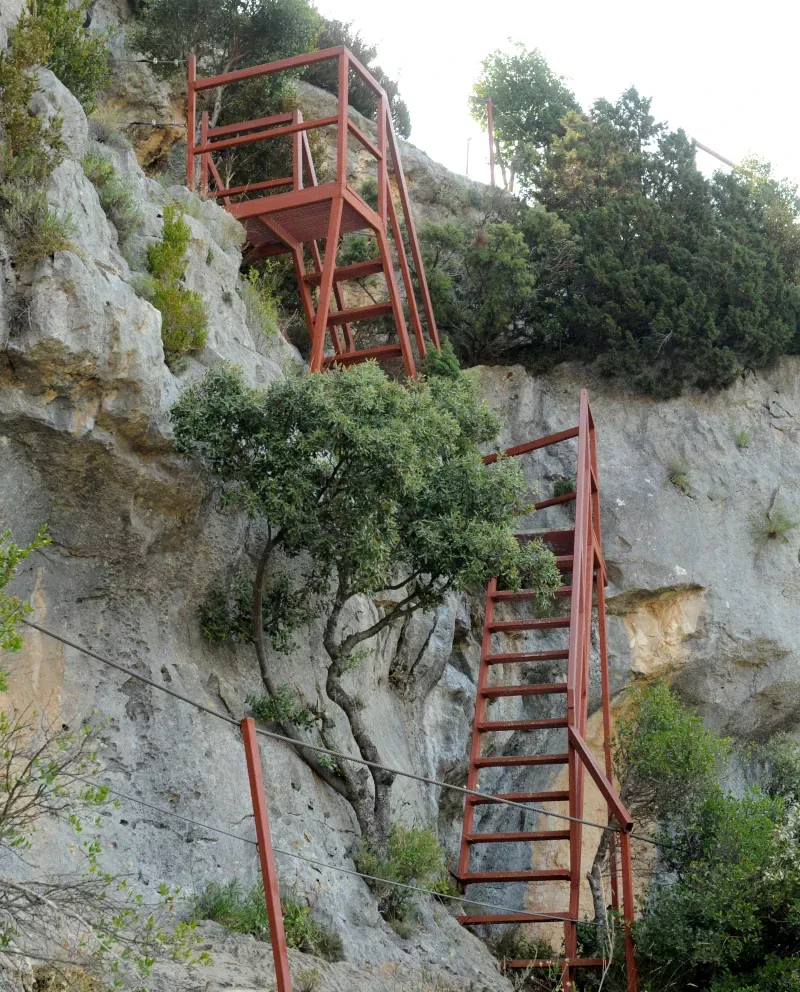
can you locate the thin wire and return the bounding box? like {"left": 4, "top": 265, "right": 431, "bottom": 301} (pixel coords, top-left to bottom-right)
{"left": 76, "top": 775, "right": 607, "bottom": 930}
{"left": 22, "top": 620, "right": 667, "bottom": 849}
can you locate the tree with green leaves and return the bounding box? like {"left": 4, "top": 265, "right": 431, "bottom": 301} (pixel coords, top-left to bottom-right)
{"left": 470, "top": 44, "right": 579, "bottom": 193}
{"left": 0, "top": 526, "right": 50, "bottom": 690}
{"left": 172, "top": 358, "right": 560, "bottom": 853}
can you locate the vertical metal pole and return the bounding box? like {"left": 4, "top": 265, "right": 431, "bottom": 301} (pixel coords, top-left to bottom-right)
{"left": 336, "top": 50, "right": 349, "bottom": 190}
{"left": 486, "top": 98, "right": 495, "bottom": 187}
{"left": 200, "top": 110, "right": 209, "bottom": 196}
{"left": 292, "top": 111, "right": 303, "bottom": 191}
{"left": 619, "top": 829, "right": 639, "bottom": 992}
{"left": 187, "top": 54, "right": 197, "bottom": 191}
{"left": 240, "top": 718, "right": 293, "bottom": 992}
{"left": 377, "top": 97, "right": 388, "bottom": 223}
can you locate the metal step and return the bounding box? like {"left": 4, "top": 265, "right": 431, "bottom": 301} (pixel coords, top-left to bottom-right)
{"left": 477, "top": 717, "right": 568, "bottom": 733}
{"left": 533, "top": 491, "right": 577, "bottom": 511}
{"left": 464, "top": 830, "right": 571, "bottom": 845}
{"left": 467, "top": 789, "right": 570, "bottom": 807}
{"left": 488, "top": 617, "right": 571, "bottom": 634}
{"left": 491, "top": 586, "right": 572, "bottom": 602}
{"left": 323, "top": 344, "right": 402, "bottom": 367}
{"left": 459, "top": 911, "right": 570, "bottom": 925}
{"left": 483, "top": 649, "right": 569, "bottom": 666}
{"left": 326, "top": 301, "right": 393, "bottom": 325}
{"left": 304, "top": 259, "right": 384, "bottom": 285}
{"left": 480, "top": 683, "right": 567, "bottom": 698}
{"left": 473, "top": 752, "right": 569, "bottom": 769}
{"left": 460, "top": 868, "right": 571, "bottom": 883}
{"left": 504, "top": 958, "right": 606, "bottom": 970}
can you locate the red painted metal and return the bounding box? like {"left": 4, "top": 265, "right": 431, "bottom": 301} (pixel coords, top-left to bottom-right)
{"left": 240, "top": 718, "right": 293, "bottom": 992}
{"left": 186, "top": 47, "right": 439, "bottom": 376}
{"left": 456, "top": 393, "right": 638, "bottom": 992}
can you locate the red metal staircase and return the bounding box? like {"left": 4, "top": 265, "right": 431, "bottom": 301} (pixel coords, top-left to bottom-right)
{"left": 186, "top": 47, "right": 439, "bottom": 378}
{"left": 457, "top": 391, "right": 638, "bottom": 992}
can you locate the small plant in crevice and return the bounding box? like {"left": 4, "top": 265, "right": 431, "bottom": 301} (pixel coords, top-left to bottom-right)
{"left": 240, "top": 266, "right": 280, "bottom": 352}
{"left": 294, "top": 967, "right": 322, "bottom": 992}
{"left": 356, "top": 824, "right": 454, "bottom": 937}
{"left": 142, "top": 202, "right": 208, "bottom": 365}
{"left": 665, "top": 459, "right": 692, "bottom": 497}
{"left": 751, "top": 505, "right": 800, "bottom": 545}
{"left": 247, "top": 686, "right": 319, "bottom": 731}
{"left": 552, "top": 475, "right": 575, "bottom": 498}
{"left": 0, "top": 183, "right": 75, "bottom": 265}
{"left": 32, "top": 965, "right": 102, "bottom": 991}
{"left": 733, "top": 427, "right": 752, "bottom": 449}
{"left": 82, "top": 153, "right": 142, "bottom": 238}
{"left": 190, "top": 882, "right": 343, "bottom": 961}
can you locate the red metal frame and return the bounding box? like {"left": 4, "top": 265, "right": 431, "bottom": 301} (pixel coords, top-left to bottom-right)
{"left": 187, "top": 48, "right": 439, "bottom": 378}
{"left": 456, "top": 391, "right": 637, "bottom": 992}
{"left": 241, "top": 717, "right": 293, "bottom": 992}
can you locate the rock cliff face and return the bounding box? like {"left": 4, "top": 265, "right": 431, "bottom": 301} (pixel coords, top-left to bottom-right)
{"left": 1, "top": 37, "right": 800, "bottom": 992}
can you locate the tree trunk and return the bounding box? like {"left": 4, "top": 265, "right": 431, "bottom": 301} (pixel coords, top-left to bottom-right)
{"left": 250, "top": 536, "right": 351, "bottom": 801}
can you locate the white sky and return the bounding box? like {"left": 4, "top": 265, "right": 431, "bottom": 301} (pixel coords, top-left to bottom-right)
{"left": 315, "top": 0, "right": 800, "bottom": 187}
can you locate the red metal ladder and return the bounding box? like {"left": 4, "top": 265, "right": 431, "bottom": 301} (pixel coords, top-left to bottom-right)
{"left": 457, "top": 391, "right": 638, "bottom": 992}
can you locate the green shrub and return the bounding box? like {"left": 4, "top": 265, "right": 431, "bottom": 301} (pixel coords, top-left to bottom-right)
{"left": 247, "top": 686, "right": 318, "bottom": 731}
{"left": 190, "top": 882, "right": 342, "bottom": 960}
{"left": 28, "top": 0, "right": 110, "bottom": 112}
{"left": 489, "top": 926, "right": 556, "bottom": 964}
{"left": 761, "top": 732, "right": 800, "bottom": 804}
{"left": 1, "top": 182, "right": 75, "bottom": 265}
{"left": 751, "top": 505, "right": 800, "bottom": 545}
{"left": 734, "top": 428, "right": 752, "bottom": 449}
{"left": 240, "top": 267, "right": 280, "bottom": 349}
{"left": 82, "top": 153, "right": 142, "bottom": 238}
{"left": 666, "top": 459, "right": 693, "bottom": 497}
{"left": 356, "top": 825, "right": 453, "bottom": 936}
{"left": 144, "top": 203, "right": 208, "bottom": 364}
{"left": 553, "top": 475, "right": 575, "bottom": 498}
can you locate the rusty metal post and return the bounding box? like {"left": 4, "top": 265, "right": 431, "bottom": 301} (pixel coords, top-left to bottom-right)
{"left": 200, "top": 110, "right": 209, "bottom": 195}
{"left": 187, "top": 54, "right": 197, "bottom": 190}
{"left": 241, "top": 718, "right": 293, "bottom": 992}
{"left": 619, "top": 828, "right": 639, "bottom": 992}
{"left": 486, "top": 98, "right": 495, "bottom": 187}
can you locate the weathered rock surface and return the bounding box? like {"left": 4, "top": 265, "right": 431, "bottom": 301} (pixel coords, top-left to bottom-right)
{"left": 3, "top": 33, "right": 800, "bottom": 992}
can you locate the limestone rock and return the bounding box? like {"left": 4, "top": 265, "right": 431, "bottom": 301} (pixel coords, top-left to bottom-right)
{"left": 29, "top": 69, "right": 89, "bottom": 160}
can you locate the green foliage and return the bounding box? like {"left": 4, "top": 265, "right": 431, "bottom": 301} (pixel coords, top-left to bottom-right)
{"left": 144, "top": 203, "right": 208, "bottom": 364}
{"left": 247, "top": 686, "right": 318, "bottom": 730}
{"left": 462, "top": 46, "right": 800, "bottom": 393}
{"left": 356, "top": 825, "right": 452, "bottom": 935}
{"left": 420, "top": 338, "right": 462, "bottom": 380}
{"left": 28, "top": 0, "right": 110, "bottom": 112}
{"left": 303, "top": 18, "right": 411, "bottom": 137}
{"left": 552, "top": 476, "right": 575, "bottom": 498}
{"left": 666, "top": 459, "right": 693, "bottom": 497}
{"left": 199, "top": 570, "right": 316, "bottom": 652}
{"left": 761, "top": 732, "right": 800, "bottom": 804}
{"left": 751, "top": 505, "right": 800, "bottom": 545}
{"left": 240, "top": 266, "right": 281, "bottom": 347}
{"left": 337, "top": 231, "right": 380, "bottom": 268}
{"left": 488, "top": 926, "right": 556, "bottom": 965}
{"left": 0, "top": 182, "right": 75, "bottom": 265}
{"left": 82, "top": 153, "right": 142, "bottom": 238}
{"left": 172, "top": 361, "right": 561, "bottom": 619}
{"left": 471, "top": 44, "right": 579, "bottom": 192}
{"left": 614, "top": 680, "right": 730, "bottom": 825}
{"left": 734, "top": 428, "right": 753, "bottom": 449}
{"left": 0, "top": 526, "right": 50, "bottom": 690}
{"left": 191, "top": 882, "right": 342, "bottom": 959}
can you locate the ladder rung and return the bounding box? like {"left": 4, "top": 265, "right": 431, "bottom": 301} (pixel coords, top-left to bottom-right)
{"left": 533, "top": 491, "right": 577, "bottom": 511}
{"left": 464, "top": 830, "right": 571, "bottom": 845}
{"left": 326, "top": 301, "right": 393, "bottom": 325}
{"left": 467, "top": 790, "right": 570, "bottom": 807}
{"left": 303, "top": 259, "right": 384, "bottom": 285}
{"left": 473, "top": 753, "right": 569, "bottom": 769}
{"left": 461, "top": 869, "right": 571, "bottom": 883}
{"left": 491, "top": 587, "right": 572, "bottom": 602}
{"left": 504, "top": 959, "right": 606, "bottom": 969}
{"left": 459, "top": 911, "right": 570, "bottom": 925}
{"left": 556, "top": 555, "right": 574, "bottom": 571}
{"left": 484, "top": 649, "right": 569, "bottom": 665}
{"left": 489, "top": 617, "right": 570, "bottom": 633}
{"left": 517, "top": 528, "right": 575, "bottom": 556}
{"left": 477, "top": 717, "right": 568, "bottom": 733}
{"left": 481, "top": 683, "right": 567, "bottom": 698}
{"left": 323, "top": 344, "right": 402, "bottom": 367}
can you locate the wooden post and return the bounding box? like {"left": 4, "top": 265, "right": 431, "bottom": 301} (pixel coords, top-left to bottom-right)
{"left": 240, "top": 718, "right": 293, "bottom": 992}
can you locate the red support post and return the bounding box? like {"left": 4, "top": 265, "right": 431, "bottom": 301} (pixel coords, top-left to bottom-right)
{"left": 200, "top": 110, "right": 209, "bottom": 195}
{"left": 241, "top": 718, "right": 293, "bottom": 992}
{"left": 187, "top": 54, "right": 196, "bottom": 191}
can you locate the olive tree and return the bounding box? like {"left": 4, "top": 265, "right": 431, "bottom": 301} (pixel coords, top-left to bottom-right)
{"left": 172, "top": 358, "right": 560, "bottom": 853}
